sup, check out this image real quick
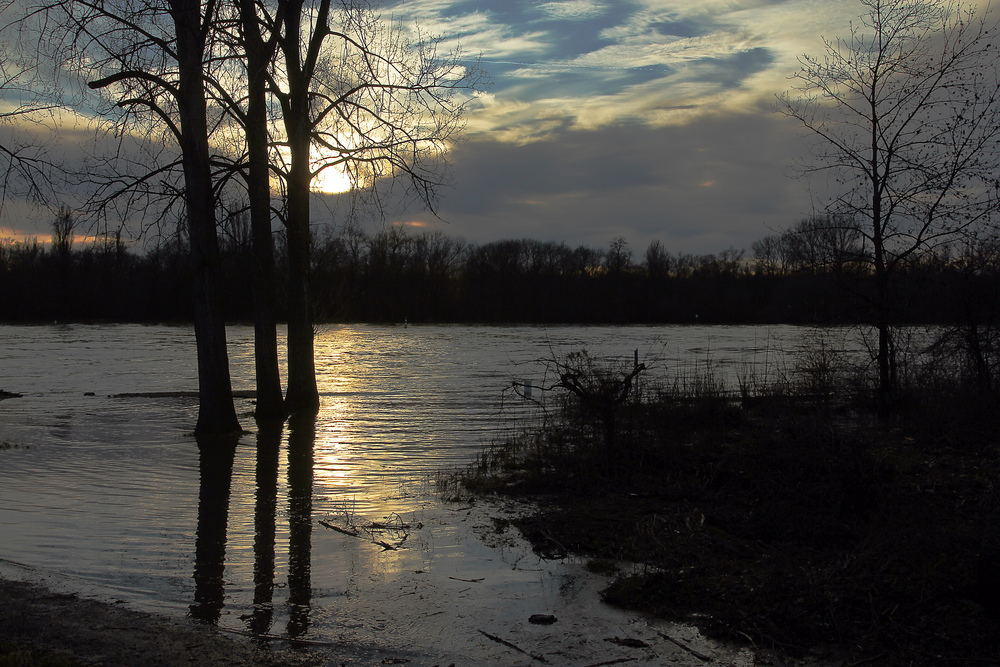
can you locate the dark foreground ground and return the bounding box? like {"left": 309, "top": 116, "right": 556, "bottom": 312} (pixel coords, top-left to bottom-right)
{"left": 0, "top": 578, "right": 332, "bottom": 667}
{"left": 3, "top": 577, "right": 496, "bottom": 667}
{"left": 457, "top": 380, "right": 1000, "bottom": 666}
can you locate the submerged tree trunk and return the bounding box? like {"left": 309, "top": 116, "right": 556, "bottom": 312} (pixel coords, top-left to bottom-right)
{"left": 278, "top": 0, "right": 322, "bottom": 415}
{"left": 173, "top": 0, "right": 241, "bottom": 438}
{"left": 239, "top": 0, "right": 285, "bottom": 421}
{"left": 283, "top": 166, "right": 318, "bottom": 415}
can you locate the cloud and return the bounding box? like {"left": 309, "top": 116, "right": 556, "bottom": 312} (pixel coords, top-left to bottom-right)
{"left": 392, "top": 111, "right": 813, "bottom": 254}
{"left": 405, "top": 0, "right": 858, "bottom": 144}
{"left": 385, "top": 2, "right": 553, "bottom": 59}
{"left": 535, "top": 0, "right": 610, "bottom": 22}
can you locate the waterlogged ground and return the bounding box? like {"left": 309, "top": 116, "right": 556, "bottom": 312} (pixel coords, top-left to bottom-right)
{"left": 0, "top": 323, "right": 855, "bottom": 664}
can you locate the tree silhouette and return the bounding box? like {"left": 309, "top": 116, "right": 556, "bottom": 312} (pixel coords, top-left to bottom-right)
{"left": 779, "top": 0, "right": 1000, "bottom": 412}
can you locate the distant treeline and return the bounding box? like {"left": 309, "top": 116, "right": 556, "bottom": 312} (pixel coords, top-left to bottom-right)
{"left": 2, "top": 221, "right": 997, "bottom": 325}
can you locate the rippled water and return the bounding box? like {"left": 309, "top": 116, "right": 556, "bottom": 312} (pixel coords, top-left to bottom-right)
{"left": 0, "top": 323, "right": 858, "bottom": 665}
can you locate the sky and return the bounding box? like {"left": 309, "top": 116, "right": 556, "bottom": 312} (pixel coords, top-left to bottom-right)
{"left": 350, "top": 0, "right": 864, "bottom": 255}
{"left": 0, "top": 0, "right": 901, "bottom": 255}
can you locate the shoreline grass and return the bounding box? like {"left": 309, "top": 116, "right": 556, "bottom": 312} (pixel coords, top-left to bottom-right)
{"left": 454, "top": 345, "right": 1000, "bottom": 665}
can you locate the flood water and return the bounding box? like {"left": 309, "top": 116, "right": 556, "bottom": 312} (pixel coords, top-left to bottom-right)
{"left": 0, "top": 323, "right": 862, "bottom": 665}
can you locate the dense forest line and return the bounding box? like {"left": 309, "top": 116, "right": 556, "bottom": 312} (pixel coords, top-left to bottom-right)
{"left": 2, "top": 218, "right": 998, "bottom": 326}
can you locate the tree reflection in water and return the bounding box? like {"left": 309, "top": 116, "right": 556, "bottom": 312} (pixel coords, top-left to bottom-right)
{"left": 189, "top": 415, "right": 316, "bottom": 636}
{"left": 286, "top": 414, "right": 315, "bottom": 638}
{"left": 249, "top": 420, "right": 282, "bottom": 635}
{"left": 190, "top": 436, "right": 239, "bottom": 624}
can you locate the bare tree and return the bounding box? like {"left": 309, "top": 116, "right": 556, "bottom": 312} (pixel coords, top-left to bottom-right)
{"left": 221, "top": 0, "right": 286, "bottom": 420}
{"left": 51, "top": 204, "right": 75, "bottom": 260}
{"left": 13, "top": 0, "right": 484, "bottom": 423}
{"left": 778, "top": 0, "right": 1000, "bottom": 413}
{"left": 0, "top": 15, "right": 67, "bottom": 222}
{"left": 265, "top": 0, "right": 487, "bottom": 414}
{"left": 644, "top": 239, "right": 673, "bottom": 279}
{"left": 605, "top": 236, "right": 632, "bottom": 273}
{"left": 46, "top": 0, "right": 244, "bottom": 438}
{"left": 782, "top": 216, "right": 864, "bottom": 274}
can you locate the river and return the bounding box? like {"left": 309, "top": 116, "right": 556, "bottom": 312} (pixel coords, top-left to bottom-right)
{"left": 0, "top": 323, "right": 862, "bottom": 665}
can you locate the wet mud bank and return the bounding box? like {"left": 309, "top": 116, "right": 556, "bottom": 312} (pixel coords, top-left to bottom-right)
{"left": 0, "top": 577, "right": 332, "bottom": 666}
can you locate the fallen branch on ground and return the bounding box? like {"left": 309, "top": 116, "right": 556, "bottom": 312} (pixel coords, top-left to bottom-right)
{"left": 657, "top": 632, "right": 713, "bottom": 662}
{"left": 478, "top": 629, "right": 547, "bottom": 663}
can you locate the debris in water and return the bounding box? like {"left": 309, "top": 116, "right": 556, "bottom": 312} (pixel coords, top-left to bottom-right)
{"left": 478, "top": 629, "right": 547, "bottom": 663}
{"left": 604, "top": 637, "right": 649, "bottom": 648}
{"left": 657, "top": 631, "right": 713, "bottom": 662}
{"left": 528, "top": 614, "right": 557, "bottom": 625}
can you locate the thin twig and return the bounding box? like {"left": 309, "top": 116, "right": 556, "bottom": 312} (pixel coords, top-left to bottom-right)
{"left": 582, "top": 658, "right": 638, "bottom": 667}
{"left": 318, "top": 520, "right": 359, "bottom": 537}
{"left": 657, "top": 632, "right": 713, "bottom": 662}
{"left": 478, "top": 629, "right": 547, "bottom": 663}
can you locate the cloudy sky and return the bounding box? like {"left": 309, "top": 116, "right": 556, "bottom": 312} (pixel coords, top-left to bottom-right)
{"left": 0, "top": 0, "right": 884, "bottom": 254}
{"left": 357, "top": 0, "right": 864, "bottom": 255}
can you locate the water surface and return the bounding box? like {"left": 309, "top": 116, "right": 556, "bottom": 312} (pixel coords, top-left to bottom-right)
{"left": 0, "top": 323, "right": 851, "bottom": 664}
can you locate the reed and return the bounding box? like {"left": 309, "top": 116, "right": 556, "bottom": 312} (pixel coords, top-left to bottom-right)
{"left": 455, "top": 340, "right": 1000, "bottom": 664}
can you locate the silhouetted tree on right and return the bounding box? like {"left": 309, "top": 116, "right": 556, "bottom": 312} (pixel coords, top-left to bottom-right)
{"left": 779, "top": 0, "right": 1000, "bottom": 414}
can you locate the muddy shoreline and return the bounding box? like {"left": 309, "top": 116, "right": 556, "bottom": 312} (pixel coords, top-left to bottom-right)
{"left": 0, "top": 577, "right": 390, "bottom": 666}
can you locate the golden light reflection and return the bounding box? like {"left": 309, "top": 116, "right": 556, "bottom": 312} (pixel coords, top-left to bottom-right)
{"left": 314, "top": 396, "right": 354, "bottom": 482}
{"left": 311, "top": 331, "right": 364, "bottom": 488}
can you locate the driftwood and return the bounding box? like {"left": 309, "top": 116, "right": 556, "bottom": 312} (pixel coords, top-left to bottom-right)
{"left": 557, "top": 362, "right": 646, "bottom": 407}
{"left": 318, "top": 520, "right": 359, "bottom": 537}
{"left": 657, "top": 632, "right": 713, "bottom": 662}
{"left": 604, "top": 637, "right": 649, "bottom": 649}
{"left": 582, "top": 659, "right": 638, "bottom": 667}
{"left": 478, "top": 629, "right": 547, "bottom": 663}
{"left": 111, "top": 391, "right": 257, "bottom": 399}
{"left": 368, "top": 520, "right": 411, "bottom": 530}
{"left": 319, "top": 513, "right": 411, "bottom": 551}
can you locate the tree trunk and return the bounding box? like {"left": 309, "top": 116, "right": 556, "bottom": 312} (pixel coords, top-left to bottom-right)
{"left": 875, "top": 274, "right": 892, "bottom": 417}
{"left": 870, "top": 100, "right": 892, "bottom": 418}
{"left": 280, "top": 0, "right": 320, "bottom": 415}
{"left": 172, "top": 0, "right": 242, "bottom": 438}
{"left": 872, "top": 214, "right": 892, "bottom": 416}
{"left": 240, "top": 0, "right": 285, "bottom": 421}
{"left": 283, "top": 166, "right": 319, "bottom": 414}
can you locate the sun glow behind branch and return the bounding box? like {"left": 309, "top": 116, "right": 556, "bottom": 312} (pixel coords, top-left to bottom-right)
{"left": 312, "top": 163, "right": 352, "bottom": 194}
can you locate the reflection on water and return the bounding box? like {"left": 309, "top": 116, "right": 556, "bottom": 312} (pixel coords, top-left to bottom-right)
{"left": 191, "top": 416, "right": 318, "bottom": 637}
{"left": 286, "top": 415, "right": 314, "bottom": 637}
{"left": 191, "top": 437, "right": 239, "bottom": 624}
{"left": 250, "top": 421, "right": 281, "bottom": 635}
{"left": 0, "top": 323, "right": 861, "bottom": 664}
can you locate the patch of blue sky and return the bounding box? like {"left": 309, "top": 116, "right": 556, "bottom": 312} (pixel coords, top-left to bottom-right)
{"left": 686, "top": 48, "right": 775, "bottom": 88}
{"left": 422, "top": 0, "right": 632, "bottom": 64}
{"left": 530, "top": 3, "right": 635, "bottom": 57}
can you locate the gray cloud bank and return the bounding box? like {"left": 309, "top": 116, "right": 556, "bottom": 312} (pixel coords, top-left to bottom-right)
{"left": 400, "top": 111, "right": 814, "bottom": 255}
